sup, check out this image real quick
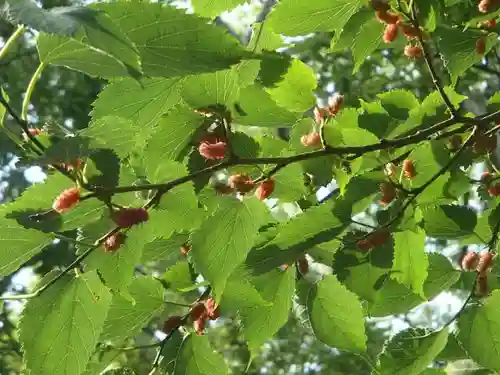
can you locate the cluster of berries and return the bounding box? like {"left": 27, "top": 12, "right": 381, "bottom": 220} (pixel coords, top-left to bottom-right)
{"left": 461, "top": 251, "right": 496, "bottom": 296}
{"left": 162, "top": 297, "right": 220, "bottom": 336}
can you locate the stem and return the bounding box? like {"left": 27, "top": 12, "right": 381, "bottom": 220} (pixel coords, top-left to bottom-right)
{"left": 0, "top": 26, "right": 26, "bottom": 62}
{"left": 22, "top": 62, "right": 45, "bottom": 121}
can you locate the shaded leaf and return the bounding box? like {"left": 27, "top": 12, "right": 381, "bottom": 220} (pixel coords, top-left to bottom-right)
{"left": 173, "top": 334, "right": 229, "bottom": 375}
{"left": 423, "top": 205, "right": 477, "bottom": 239}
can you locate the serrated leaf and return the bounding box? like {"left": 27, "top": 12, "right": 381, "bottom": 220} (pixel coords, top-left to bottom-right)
{"left": 80, "top": 116, "right": 138, "bottom": 159}
{"left": 378, "top": 328, "right": 449, "bottom": 375}
{"left": 344, "top": 262, "right": 387, "bottom": 303}
{"left": 424, "top": 253, "right": 460, "bottom": 299}
{"left": 0, "top": 216, "right": 54, "bottom": 276}
{"left": 173, "top": 334, "right": 229, "bottom": 375}
{"left": 369, "top": 279, "right": 425, "bottom": 317}
{"left": 407, "top": 140, "right": 450, "bottom": 189}
{"left": 234, "top": 84, "right": 301, "bottom": 127}
{"left": 191, "top": 198, "right": 269, "bottom": 296}
{"left": 100, "top": 276, "right": 164, "bottom": 341}
{"left": 164, "top": 262, "right": 193, "bottom": 292}
{"left": 378, "top": 90, "right": 419, "bottom": 121}
{"left": 423, "top": 205, "right": 477, "bottom": 239}
{"left": 59, "top": 199, "right": 106, "bottom": 232}
{"left": 272, "top": 162, "right": 307, "bottom": 201}
{"left": 91, "top": 78, "right": 182, "bottom": 133}
{"left": 191, "top": 0, "right": 246, "bottom": 17}
{"left": 141, "top": 233, "right": 188, "bottom": 265}
{"left": 96, "top": 2, "right": 248, "bottom": 77}
{"left": 269, "top": 0, "right": 363, "bottom": 36}
{"left": 308, "top": 274, "right": 367, "bottom": 352}
{"left": 181, "top": 69, "right": 240, "bottom": 109}
{"left": 19, "top": 270, "right": 112, "bottom": 375}
{"left": 266, "top": 59, "right": 316, "bottom": 112}
{"left": 391, "top": 229, "right": 428, "bottom": 297}
{"left": 37, "top": 34, "right": 130, "bottom": 78}
{"left": 340, "top": 128, "right": 379, "bottom": 147}
{"left": 160, "top": 330, "right": 184, "bottom": 373}
{"left": 144, "top": 106, "right": 204, "bottom": 164}
{"left": 458, "top": 290, "right": 500, "bottom": 373}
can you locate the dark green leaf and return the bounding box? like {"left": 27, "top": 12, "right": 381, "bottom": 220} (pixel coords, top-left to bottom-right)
{"left": 423, "top": 205, "right": 477, "bottom": 239}
{"left": 369, "top": 279, "right": 424, "bottom": 317}
{"left": 423, "top": 253, "right": 461, "bottom": 299}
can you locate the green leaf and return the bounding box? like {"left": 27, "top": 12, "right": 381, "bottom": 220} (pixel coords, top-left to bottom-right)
{"left": 144, "top": 106, "right": 204, "bottom": 164}
{"left": 238, "top": 267, "right": 296, "bottom": 356}
{"left": 181, "top": 69, "right": 240, "bottom": 109}
{"left": 369, "top": 279, "right": 425, "bottom": 317}
{"left": 191, "top": 198, "right": 269, "bottom": 296}
{"left": 436, "top": 27, "right": 497, "bottom": 85}
{"left": 58, "top": 199, "right": 106, "bottom": 232}
{"left": 423, "top": 205, "right": 477, "bottom": 239}
{"left": 79, "top": 116, "right": 138, "bottom": 159}
{"left": 330, "top": 9, "right": 384, "bottom": 72}
{"left": 269, "top": 0, "right": 363, "bottom": 36}
{"left": 391, "top": 229, "right": 428, "bottom": 297}
{"left": 164, "top": 262, "right": 193, "bottom": 292}
{"left": 340, "top": 128, "right": 379, "bottom": 147}
{"left": 173, "top": 334, "right": 229, "bottom": 375}
{"left": 0, "top": 216, "right": 54, "bottom": 276}
{"left": 266, "top": 59, "right": 316, "bottom": 112}
{"left": 234, "top": 85, "right": 301, "bottom": 127}
{"left": 406, "top": 140, "right": 450, "bottom": 189}
{"left": 160, "top": 330, "right": 184, "bottom": 374}
{"left": 100, "top": 276, "right": 164, "bottom": 341}
{"left": 19, "top": 270, "right": 112, "bottom": 375}
{"left": 378, "top": 328, "right": 449, "bottom": 375}
{"left": 344, "top": 262, "right": 387, "bottom": 303}
{"left": 272, "top": 162, "right": 307, "bottom": 201}
{"left": 96, "top": 2, "right": 248, "bottom": 77}
{"left": 458, "top": 290, "right": 500, "bottom": 373}
{"left": 423, "top": 253, "right": 460, "bottom": 299}
{"left": 141, "top": 233, "right": 188, "bottom": 265}
{"left": 191, "top": 0, "right": 246, "bottom": 17}
{"left": 378, "top": 90, "right": 420, "bottom": 121}
{"left": 308, "top": 275, "right": 367, "bottom": 352}
{"left": 37, "top": 34, "right": 130, "bottom": 78}
{"left": 91, "top": 78, "right": 182, "bottom": 133}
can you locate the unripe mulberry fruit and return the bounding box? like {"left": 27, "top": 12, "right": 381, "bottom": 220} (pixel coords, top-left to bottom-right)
{"left": 27, "top": 128, "right": 42, "bottom": 137}
{"left": 481, "top": 171, "right": 493, "bottom": 183}
{"left": 476, "top": 274, "right": 489, "bottom": 296}
{"left": 52, "top": 187, "right": 80, "bottom": 213}
{"left": 298, "top": 256, "right": 309, "bottom": 275}
{"left": 112, "top": 207, "right": 149, "bottom": 228}
{"left": 194, "top": 317, "right": 206, "bottom": 335}
{"left": 198, "top": 138, "right": 227, "bottom": 160}
{"left": 376, "top": 10, "right": 400, "bottom": 24}
{"left": 255, "top": 179, "right": 275, "bottom": 200}
{"left": 488, "top": 183, "right": 500, "bottom": 196}
{"left": 476, "top": 38, "right": 486, "bottom": 55}
{"left": 473, "top": 134, "right": 497, "bottom": 154}
{"left": 370, "top": 0, "right": 390, "bottom": 11}
{"left": 206, "top": 297, "right": 220, "bottom": 320}
{"left": 190, "top": 302, "right": 207, "bottom": 321}
{"left": 481, "top": 19, "right": 497, "bottom": 28}
{"left": 162, "top": 315, "right": 183, "bottom": 334}
{"left": 228, "top": 173, "right": 254, "bottom": 193}
{"left": 301, "top": 132, "right": 321, "bottom": 147}
{"left": 477, "top": 252, "right": 496, "bottom": 273}
{"left": 404, "top": 44, "right": 422, "bottom": 58}
{"left": 383, "top": 24, "right": 398, "bottom": 43}
{"left": 461, "top": 251, "right": 479, "bottom": 270}
{"left": 213, "top": 182, "right": 234, "bottom": 195}
{"left": 449, "top": 134, "right": 463, "bottom": 150}
{"left": 478, "top": 0, "right": 493, "bottom": 13}
{"left": 327, "top": 94, "right": 344, "bottom": 116}
{"left": 379, "top": 182, "right": 396, "bottom": 206}
{"left": 181, "top": 245, "right": 190, "bottom": 255}
{"left": 403, "top": 159, "right": 416, "bottom": 179}
{"left": 397, "top": 21, "right": 419, "bottom": 38}
{"left": 356, "top": 239, "right": 374, "bottom": 251}
{"left": 104, "top": 232, "right": 126, "bottom": 253}
{"left": 314, "top": 107, "right": 328, "bottom": 123}
{"left": 370, "top": 229, "right": 390, "bottom": 247}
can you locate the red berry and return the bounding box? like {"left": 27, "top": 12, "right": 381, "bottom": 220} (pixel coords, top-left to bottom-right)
{"left": 104, "top": 232, "right": 126, "bottom": 253}
{"left": 370, "top": 0, "right": 390, "bottom": 11}
{"left": 478, "top": 0, "right": 493, "bottom": 13}
{"left": 213, "top": 182, "right": 234, "bottom": 195}
{"left": 473, "top": 134, "right": 497, "bottom": 153}
{"left": 198, "top": 138, "right": 227, "bottom": 160}
{"left": 379, "top": 182, "right": 396, "bottom": 206}
{"left": 27, "top": 128, "right": 42, "bottom": 136}
{"left": 476, "top": 274, "right": 489, "bottom": 296}
{"left": 190, "top": 302, "right": 207, "bottom": 321}
{"left": 397, "top": 21, "right": 419, "bottom": 38}
{"left": 255, "top": 179, "right": 275, "bottom": 200}
{"left": 52, "top": 187, "right": 80, "bottom": 213}
{"left": 461, "top": 251, "right": 479, "bottom": 271}
{"left": 476, "top": 38, "right": 486, "bottom": 55}
{"left": 228, "top": 173, "right": 254, "bottom": 193}
{"left": 404, "top": 44, "right": 422, "bottom": 58}
{"left": 383, "top": 24, "right": 399, "bottom": 43}
{"left": 403, "top": 159, "right": 416, "bottom": 179}
{"left": 376, "top": 10, "right": 400, "bottom": 24}
{"left": 194, "top": 317, "right": 206, "bottom": 335}
{"left": 163, "top": 315, "right": 183, "bottom": 333}
{"left": 205, "top": 297, "right": 220, "bottom": 320}
{"left": 327, "top": 94, "right": 344, "bottom": 116}
{"left": 488, "top": 183, "right": 500, "bottom": 196}
{"left": 356, "top": 239, "right": 374, "bottom": 251}
{"left": 112, "top": 207, "right": 149, "bottom": 228}
{"left": 481, "top": 19, "right": 497, "bottom": 28}
{"left": 369, "top": 229, "right": 390, "bottom": 247}
{"left": 298, "top": 256, "right": 309, "bottom": 275}
{"left": 482, "top": 171, "right": 493, "bottom": 183}
{"left": 477, "top": 252, "right": 496, "bottom": 274}
{"left": 181, "top": 245, "right": 190, "bottom": 256}
{"left": 301, "top": 132, "right": 321, "bottom": 147}
{"left": 314, "top": 107, "right": 328, "bottom": 123}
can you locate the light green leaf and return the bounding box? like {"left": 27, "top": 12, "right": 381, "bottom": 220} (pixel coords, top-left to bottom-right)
{"left": 340, "top": 128, "right": 379, "bottom": 147}
{"left": 378, "top": 328, "right": 449, "bottom": 375}
{"left": 181, "top": 69, "right": 240, "bottom": 109}
{"left": 266, "top": 59, "right": 316, "bottom": 112}
{"left": 406, "top": 140, "right": 450, "bottom": 189}
{"left": 59, "top": 199, "right": 106, "bottom": 232}
{"left": 19, "top": 270, "right": 112, "bottom": 375}
{"left": 272, "top": 162, "right": 307, "bottom": 202}
{"left": 369, "top": 279, "right": 425, "bottom": 317}
{"left": 308, "top": 275, "right": 367, "bottom": 352}
{"left": 141, "top": 233, "right": 189, "bottom": 265}
{"left": 191, "top": 0, "right": 246, "bottom": 17}
{"left": 458, "top": 290, "right": 500, "bottom": 373}
{"left": 423, "top": 205, "right": 477, "bottom": 239}
{"left": 173, "top": 334, "right": 229, "bottom": 375}
{"left": 234, "top": 85, "right": 301, "bottom": 127}
{"left": 391, "top": 229, "right": 428, "bottom": 297}
{"left": 423, "top": 253, "right": 460, "bottom": 299}
{"left": 96, "top": 2, "right": 248, "bottom": 77}
{"left": 378, "top": 90, "right": 420, "bottom": 121}
{"left": 0, "top": 216, "right": 54, "bottom": 276}
{"left": 191, "top": 198, "right": 269, "bottom": 296}
{"left": 100, "top": 276, "right": 164, "bottom": 341}
{"left": 269, "top": 0, "right": 363, "bottom": 36}
{"left": 164, "top": 262, "right": 193, "bottom": 292}
{"left": 37, "top": 34, "right": 130, "bottom": 78}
